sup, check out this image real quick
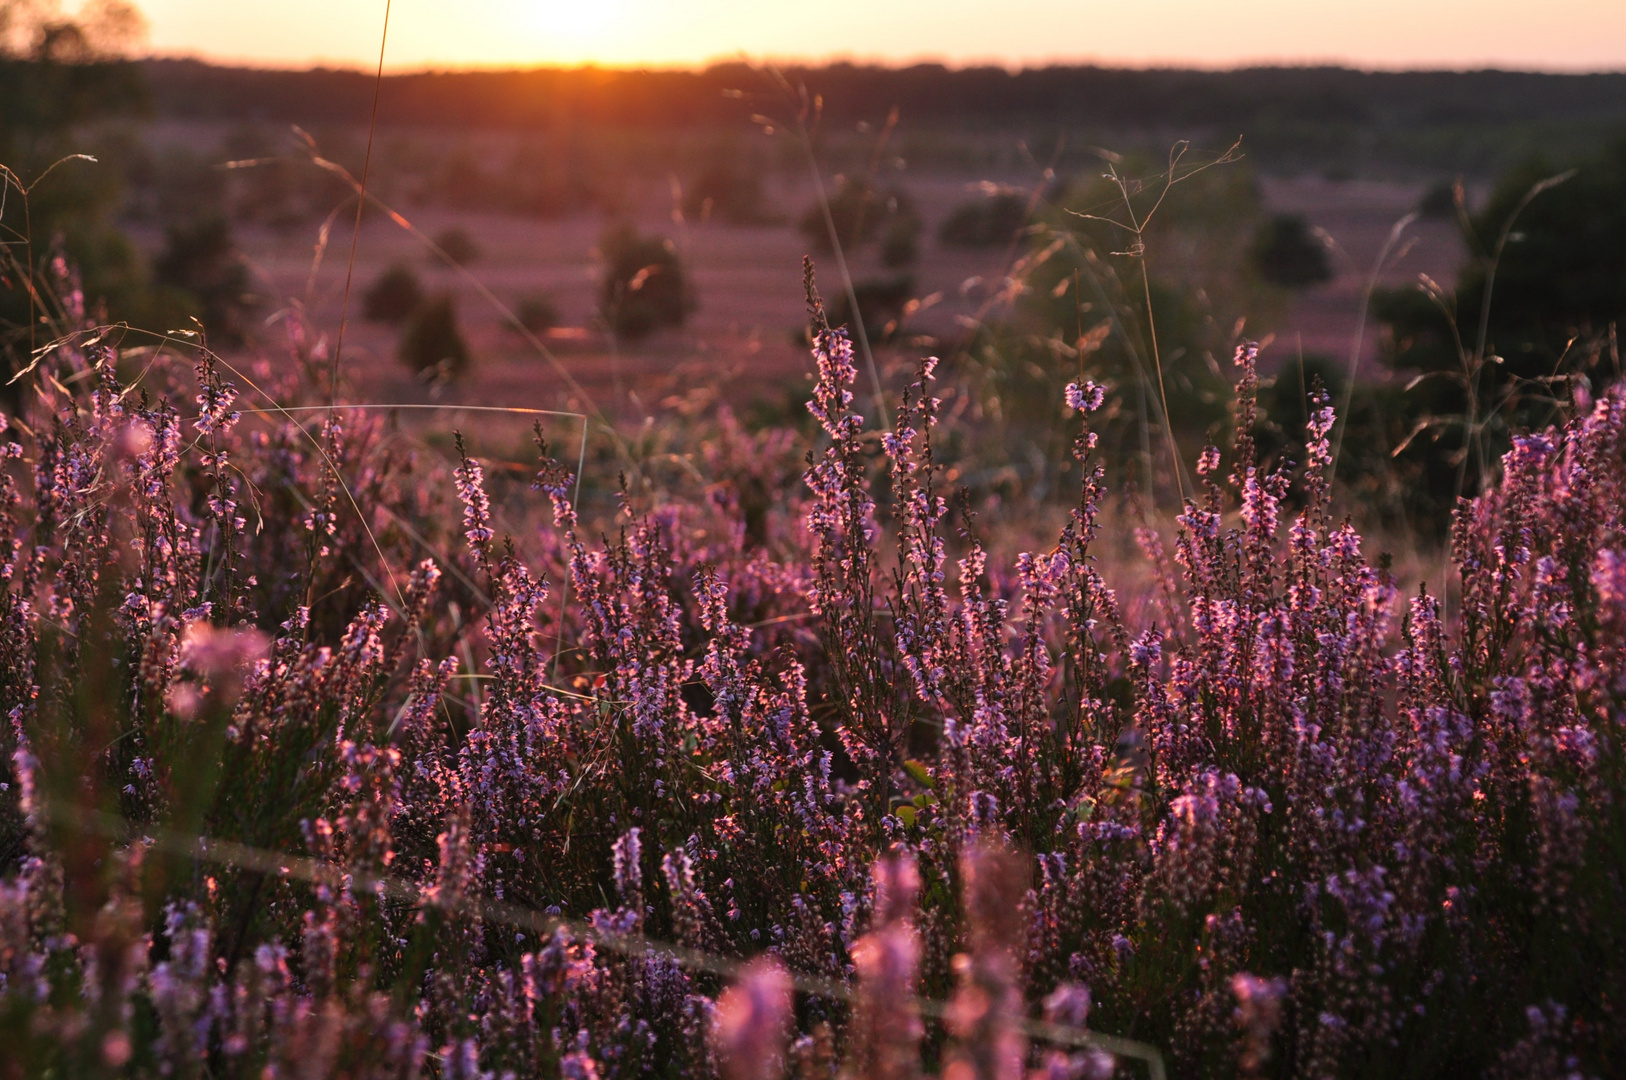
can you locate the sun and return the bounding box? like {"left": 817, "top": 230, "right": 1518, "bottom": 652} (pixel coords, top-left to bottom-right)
{"left": 513, "top": 0, "right": 627, "bottom": 50}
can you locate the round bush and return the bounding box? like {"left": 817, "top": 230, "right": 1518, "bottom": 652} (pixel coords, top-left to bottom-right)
{"left": 398, "top": 293, "right": 470, "bottom": 380}
{"left": 1417, "top": 180, "right": 1460, "bottom": 220}
{"left": 938, "top": 192, "right": 1030, "bottom": 248}
{"left": 879, "top": 216, "right": 920, "bottom": 268}
{"left": 798, "top": 179, "right": 915, "bottom": 256}
{"left": 433, "top": 227, "right": 482, "bottom": 268}
{"left": 683, "top": 160, "right": 769, "bottom": 224}
{"left": 152, "top": 214, "right": 255, "bottom": 345}
{"left": 513, "top": 293, "right": 559, "bottom": 335}
{"left": 363, "top": 263, "right": 424, "bottom": 324}
{"left": 600, "top": 225, "right": 691, "bottom": 340}
{"left": 1249, "top": 213, "right": 1334, "bottom": 288}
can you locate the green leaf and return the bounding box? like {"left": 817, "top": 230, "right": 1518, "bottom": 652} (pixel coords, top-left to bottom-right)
{"left": 896, "top": 804, "right": 917, "bottom": 827}
{"left": 903, "top": 759, "right": 935, "bottom": 789}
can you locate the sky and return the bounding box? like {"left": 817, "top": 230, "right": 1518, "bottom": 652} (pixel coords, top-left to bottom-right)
{"left": 131, "top": 0, "right": 1626, "bottom": 73}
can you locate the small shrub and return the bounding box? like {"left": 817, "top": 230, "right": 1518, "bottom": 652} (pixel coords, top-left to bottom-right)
{"left": 152, "top": 214, "right": 256, "bottom": 344}
{"left": 433, "top": 226, "right": 482, "bottom": 267}
{"left": 143, "top": 146, "right": 227, "bottom": 224}
{"left": 1384, "top": 139, "right": 1626, "bottom": 380}
{"left": 1417, "top": 179, "right": 1460, "bottom": 219}
{"left": 938, "top": 191, "right": 1029, "bottom": 248}
{"left": 798, "top": 178, "right": 914, "bottom": 256}
{"left": 362, "top": 263, "right": 424, "bottom": 323}
{"left": 1372, "top": 140, "right": 1626, "bottom": 518}
{"left": 1248, "top": 213, "right": 1334, "bottom": 288}
{"left": 600, "top": 224, "right": 691, "bottom": 339}
{"left": 824, "top": 274, "right": 914, "bottom": 342}
{"left": 879, "top": 216, "right": 920, "bottom": 268}
{"left": 222, "top": 127, "right": 311, "bottom": 229}
{"left": 684, "top": 159, "right": 770, "bottom": 224}
{"left": 398, "top": 293, "right": 470, "bottom": 380}
{"left": 513, "top": 292, "right": 559, "bottom": 335}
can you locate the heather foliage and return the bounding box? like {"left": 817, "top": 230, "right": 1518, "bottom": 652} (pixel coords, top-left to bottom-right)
{"left": 0, "top": 272, "right": 1623, "bottom": 1080}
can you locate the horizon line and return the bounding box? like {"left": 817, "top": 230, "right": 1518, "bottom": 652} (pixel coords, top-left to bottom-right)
{"left": 133, "top": 50, "right": 1626, "bottom": 80}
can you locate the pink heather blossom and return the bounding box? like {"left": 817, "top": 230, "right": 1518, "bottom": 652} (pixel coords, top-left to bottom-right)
{"left": 711, "top": 959, "right": 793, "bottom": 1080}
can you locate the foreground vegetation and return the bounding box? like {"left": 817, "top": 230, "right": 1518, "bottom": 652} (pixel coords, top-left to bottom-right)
{"left": 0, "top": 260, "right": 1622, "bottom": 1077}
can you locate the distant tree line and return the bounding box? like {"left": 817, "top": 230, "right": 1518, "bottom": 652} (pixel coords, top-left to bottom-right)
{"left": 138, "top": 59, "right": 1626, "bottom": 136}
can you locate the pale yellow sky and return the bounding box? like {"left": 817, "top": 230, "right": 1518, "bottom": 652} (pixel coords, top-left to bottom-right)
{"left": 132, "top": 0, "right": 1626, "bottom": 72}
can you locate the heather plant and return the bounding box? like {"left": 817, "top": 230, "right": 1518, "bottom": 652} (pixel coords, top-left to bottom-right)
{"left": 0, "top": 256, "right": 1622, "bottom": 1080}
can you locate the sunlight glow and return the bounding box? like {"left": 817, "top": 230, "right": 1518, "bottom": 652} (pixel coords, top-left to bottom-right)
{"left": 511, "top": 0, "right": 626, "bottom": 50}
{"left": 133, "top": 0, "right": 1626, "bottom": 73}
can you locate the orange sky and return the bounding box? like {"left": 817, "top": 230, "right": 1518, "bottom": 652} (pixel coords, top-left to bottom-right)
{"left": 131, "top": 0, "right": 1626, "bottom": 72}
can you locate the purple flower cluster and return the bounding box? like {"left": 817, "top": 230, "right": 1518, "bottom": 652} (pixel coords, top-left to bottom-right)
{"left": 0, "top": 290, "right": 1623, "bottom": 1079}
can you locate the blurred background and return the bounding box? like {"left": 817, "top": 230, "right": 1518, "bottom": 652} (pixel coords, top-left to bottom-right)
{"left": 5, "top": 0, "right": 1626, "bottom": 549}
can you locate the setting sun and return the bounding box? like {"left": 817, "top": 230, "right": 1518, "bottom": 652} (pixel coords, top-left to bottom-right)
{"left": 511, "top": 0, "right": 628, "bottom": 56}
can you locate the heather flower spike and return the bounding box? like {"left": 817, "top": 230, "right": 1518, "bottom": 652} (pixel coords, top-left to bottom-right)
{"left": 712, "top": 958, "right": 794, "bottom": 1080}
